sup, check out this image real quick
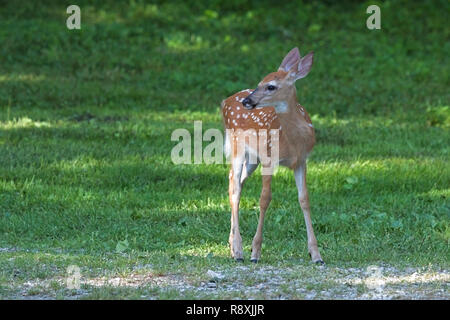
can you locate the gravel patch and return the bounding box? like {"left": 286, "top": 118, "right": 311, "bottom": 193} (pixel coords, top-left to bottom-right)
{"left": 2, "top": 248, "right": 448, "bottom": 300}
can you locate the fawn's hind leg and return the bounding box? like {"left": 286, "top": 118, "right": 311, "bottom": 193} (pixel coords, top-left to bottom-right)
{"left": 294, "top": 162, "right": 323, "bottom": 264}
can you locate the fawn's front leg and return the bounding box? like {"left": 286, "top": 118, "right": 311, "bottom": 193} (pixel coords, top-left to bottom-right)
{"left": 228, "top": 157, "right": 245, "bottom": 261}
{"left": 294, "top": 162, "right": 323, "bottom": 264}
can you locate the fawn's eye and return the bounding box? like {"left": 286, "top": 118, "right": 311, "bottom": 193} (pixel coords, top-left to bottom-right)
{"left": 266, "top": 85, "right": 277, "bottom": 91}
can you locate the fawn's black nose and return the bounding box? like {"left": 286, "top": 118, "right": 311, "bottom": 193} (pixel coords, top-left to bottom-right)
{"left": 242, "top": 97, "right": 256, "bottom": 109}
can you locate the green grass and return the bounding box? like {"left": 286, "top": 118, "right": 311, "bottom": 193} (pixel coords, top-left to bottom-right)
{"left": 0, "top": 0, "right": 449, "bottom": 299}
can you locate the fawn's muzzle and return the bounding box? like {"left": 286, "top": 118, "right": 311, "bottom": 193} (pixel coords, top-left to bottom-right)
{"left": 242, "top": 97, "right": 257, "bottom": 110}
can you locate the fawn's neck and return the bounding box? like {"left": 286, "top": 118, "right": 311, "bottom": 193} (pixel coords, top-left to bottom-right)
{"left": 274, "top": 87, "right": 315, "bottom": 165}
{"left": 274, "top": 87, "right": 299, "bottom": 119}
{"left": 275, "top": 88, "right": 311, "bottom": 139}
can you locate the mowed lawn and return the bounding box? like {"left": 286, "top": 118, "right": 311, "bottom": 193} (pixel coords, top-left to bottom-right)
{"left": 0, "top": 0, "right": 448, "bottom": 299}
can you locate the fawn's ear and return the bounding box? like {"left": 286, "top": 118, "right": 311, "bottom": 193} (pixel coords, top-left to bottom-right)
{"left": 288, "top": 51, "right": 314, "bottom": 81}
{"left": 278, "top": 47, "right": 300, "bottom": 72}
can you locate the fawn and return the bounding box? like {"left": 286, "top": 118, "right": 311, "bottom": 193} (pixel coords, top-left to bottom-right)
{"left": 221, "top": 47, "right": 323, "bottom": 264}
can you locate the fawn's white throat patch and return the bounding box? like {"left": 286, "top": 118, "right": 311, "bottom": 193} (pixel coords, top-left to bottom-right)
{"left": 256, "top": 101, "right": 288, "bottom": 113}
{"left": 274, "top": 101, "right": 288, "bottom": 113}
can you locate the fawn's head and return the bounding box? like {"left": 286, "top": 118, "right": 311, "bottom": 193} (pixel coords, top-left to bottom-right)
{"left": 242, "top": 48, "right": 313, "bottom": 112}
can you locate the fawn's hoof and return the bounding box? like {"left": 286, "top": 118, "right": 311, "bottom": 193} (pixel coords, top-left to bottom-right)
{"left": 250, "top": 259, "right": 259, "bottom": 264}
{"left": 309, "top": 252, "right": 324, "bottom": 265}
{"left": 235, "top": 258, "right": 244, "bottom": 263}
